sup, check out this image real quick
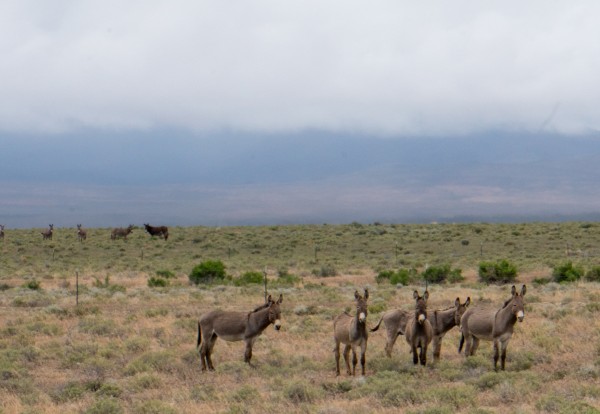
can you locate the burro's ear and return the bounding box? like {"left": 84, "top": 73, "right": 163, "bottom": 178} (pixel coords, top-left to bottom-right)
{"left": 267, "top": 294, "right": 273, "bottom": 304}
{"left": 413, "top": 290, "right": 418, "bottom": 300}
{"left": 423, "top": 290, "right": 429, "bottom": 301}
{"left": 277, "top": 294, "right": 283, "bottom": 304}
{"left": 355, "top": 290, "right": 360, "bottom": 300}
{"left": 521, "top": 285, "right": 527, "bottom": 296}
{"left": 455, "top": 297, "right": 460, "bottom": 308}
{"left": 465, "top": 297, "right": 471, "bottom": 307}
{"left": 511, "top": 285, "right": 517, "bottom": 296}
{"left": 364, "top": 289, "right": 369, "bottom": 300}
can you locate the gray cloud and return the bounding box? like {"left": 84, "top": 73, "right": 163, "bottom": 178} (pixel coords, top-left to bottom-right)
{"left": 1, "top": 1, "right": 599, "bottom": 136}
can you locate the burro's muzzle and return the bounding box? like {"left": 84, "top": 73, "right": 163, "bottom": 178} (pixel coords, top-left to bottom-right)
{"left": 274, "top": 319, "right": 282, "bottom": 331}
{"left": 358, "top": 312, "right": 366, "bottom": 323}
{"left": 418, "top": 313, "right": 426, "bottom": 324}
{"left": 517, "top": 311, "right": 524, "bottom": 322}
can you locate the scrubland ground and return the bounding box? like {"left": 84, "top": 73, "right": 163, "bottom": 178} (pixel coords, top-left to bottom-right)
{"left": 0, "top": 223, "right": 599, "bottom": 413}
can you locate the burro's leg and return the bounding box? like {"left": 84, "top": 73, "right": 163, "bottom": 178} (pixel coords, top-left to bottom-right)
{"left": 412, "top": 344, "right": 419, "bottom": 365}
{"left": 343, "top": 344, "right": 352, "bottom": 375}
{"left": 493, "top": 339, "right": 500, "bottom": 371}
{"left": 360, "top": 340, "right": 367, "bottom": 376}
{"left": 244, "top": 337, "right": 256, "bottom": 367}
{"left": 470, "top": 337, "right": 480, "bottom": 356}
{"left": 206, "top": 334, "right": 217, "bottom": 371}
{"left": 385, "top": 327, "right": 399, "bottom": 357}
{"left": 500, "top": 338, "right": 510, "bottom": 371}
{"left": 351, "top": 346, "right": 358, "bottom": 376}
{"left": 463, "top": 333, "right": 472, "bottom": 356}
{"left": 420, "top": 344, "right": 427, "bottom": 366}
{"left": 432, "top": 335, "right": 442, "bottom": 361}
{"left": 334, "top": 340, "right": 341, "bottom": 376}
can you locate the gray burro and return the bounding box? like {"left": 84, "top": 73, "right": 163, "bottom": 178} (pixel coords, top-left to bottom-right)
{"left": 197, "top": 294, "right": 283, "bottom": 371}
{"left": 334, "top": 289, "right": 369, "bottom": 376}
{"left": 459, "top": 285, "right": 526, "bottom": 371}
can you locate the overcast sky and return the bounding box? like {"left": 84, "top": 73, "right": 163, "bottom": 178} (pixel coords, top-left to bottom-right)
{"left": 1, "top": 2, "right": 600, "bottom": 228}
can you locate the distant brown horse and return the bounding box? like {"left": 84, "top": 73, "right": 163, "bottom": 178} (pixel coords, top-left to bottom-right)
{"left": 459, "top": 285, "right": 526, "bottom": 371}
{"left": 197, "top": 294, "right": 283, "bottom": 371}
{"left": 77, "top": 224, "right": 87, "bottom": 242}
{"left": 41, "top": 224, "right": 54, "bottom": 240}
{"left": 405, "top": 289, "right": 433, "bottom": 365}
{"left": 371, "top": 297, "right": 470, "bottom": 361}
{"left": 334, "top": 289, "right": 369, "bottom": 376}
{"left": 0, "top": 224, "right": 4, "bottom": 240}
{"left": 144, "top": 223, "right": 168, "bottom": 240}
{"left": 111, "top": 225, "right": 133, "bottom": 240}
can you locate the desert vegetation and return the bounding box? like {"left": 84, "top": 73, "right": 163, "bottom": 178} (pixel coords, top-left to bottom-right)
{"left": 0, "top": 222, "right": 599, "bottom": 413}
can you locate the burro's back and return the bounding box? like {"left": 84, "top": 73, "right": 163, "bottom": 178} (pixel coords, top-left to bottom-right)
{"left": 460, "top": 285, "right": 526, "bottom": 371}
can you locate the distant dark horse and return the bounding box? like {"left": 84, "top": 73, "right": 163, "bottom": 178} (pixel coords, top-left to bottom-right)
{"left": 144, "top": 223, "right": 169, "bottom": 240}
{"left": 0, "top": 224, "right": 4, "bottom": 240}
{"left": 76, "top": 224, "right": 87, "bottom": 242}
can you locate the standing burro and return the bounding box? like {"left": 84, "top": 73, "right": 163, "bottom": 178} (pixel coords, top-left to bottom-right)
{"left": 459, "top": 285, "right": 526, "bottom": 371}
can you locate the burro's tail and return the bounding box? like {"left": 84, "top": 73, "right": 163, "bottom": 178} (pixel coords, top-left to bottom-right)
{"left": 458, "top": 333, "right": 465, "bottom": 353}
{"left": 196, "top": 321, "right": 202, "bottom": 349}
{"left": 370, "top": 316, "right": 384, "bottom": 332}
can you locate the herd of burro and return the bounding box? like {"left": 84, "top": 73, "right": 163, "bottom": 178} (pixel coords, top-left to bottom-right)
{"left": 0, "top": 223, "right": 169, "bottom": 241}
{"left": 196, "top": 284, "right": 527, "bottom": 376}
{"left": 1, "top": 224, "right": 526, "bottom": 376}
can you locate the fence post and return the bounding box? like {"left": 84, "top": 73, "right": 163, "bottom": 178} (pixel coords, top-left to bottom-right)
{"left": 76, "top": 270, "right": 79, "bottom": 306}
{"left": 263, "top": 267, "right": 268, "bottom": 304}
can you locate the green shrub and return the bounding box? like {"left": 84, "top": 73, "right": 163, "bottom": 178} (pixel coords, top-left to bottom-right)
{"left": 234, "top": 271, "right": 264, "bottom": 286}
{"left": 585, "top": 266, "right": 600, "bottom": 282}
{"left": 422, "top": 265, "right": 463, "bottom": 284}
{"left": 313, "top": 264, "right": 337, "bottom": 277}
{"left": 155, "top": 270, "right": 175, "bottom": 279}
{"left": 552, "top": 261, "right": 584, "bottom": 283}
{"left": 84, "top": 398, "right": 124, "bottom": 414}
{"left": 133, "top": 400, "right": 177, "bottom": 414}
{"left": 478, "top": 259, "right": 517, "bottom": 284}
{"left": 148, "top": 277, "right": 169, "bottom": 288}
{"left": 189, "top": 260, "right": 226, "bottom": 285}
{"left": 375, "top": 268, "right": 415, "bottom": 285}
{"left": 23, "top": 279, "right": 41, "bottom": 290}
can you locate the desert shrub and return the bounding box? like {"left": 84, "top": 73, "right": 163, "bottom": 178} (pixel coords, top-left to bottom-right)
{"left": 585, "top": 266, "right": 600, "bottom": 282}
{"left": 552, "top": 261, "right": 584, "bottom": 283}
{"left": 478, "top": 259, "right": 517, "bottom": 284}
{"left": 84, "top": 398, "right": 124, "bottom": 414}
{"left": 234, "top": 271, "right": 264, "bottom": 286}
{"left": 284, "top": 380, "right": 323, "bottom": 403}
{"left": 155, "top": 270, "right": 175, "bottom": 279}
{"left": 23, "top": 279, "right": 41, "bottom": 290}
{"left": 422, "top": 265, "right": 463, "bottom": 284}
{"left": 313, "top": 264, "right": 337, "bottom": 277}
{"left": 0, "top": 283, "right": 12, "bottom": 291}
{"left": 189, "top": 260, "right": 226, "bottom": 285}
{"left": 133, "top": 400, "right": 177, "bottom": 414}
{"left": 147, "top": 277, "right": 169, "bottom": 288}
{"left": 375, "top": 268, "right": 416, "bottom": 285}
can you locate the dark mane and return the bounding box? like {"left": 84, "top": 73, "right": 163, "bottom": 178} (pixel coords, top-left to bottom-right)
{"left": 251, "top": 302, "right": 270, "bottom": 313}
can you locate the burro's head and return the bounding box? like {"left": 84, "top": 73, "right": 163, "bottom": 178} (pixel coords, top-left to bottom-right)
{"left": 267, "top": 294, "right": 283, "bottom": 331}
{"left": 354, "top": 289, "right": 369, "bottom": 323}
{"left": 413, "top": 289, "right": 429, "bottom": 325}
{"left": 510, "top": 285, "right": 527, "bottom": 322}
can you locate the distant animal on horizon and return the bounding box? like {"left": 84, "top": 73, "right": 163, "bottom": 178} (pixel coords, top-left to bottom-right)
{"left": 371, "top": 296, "right": 470, "bottom": 361}
{"left": 111, "top": 225, "right": 134, "bottom": 240}
{"left": 41, "top": 224, "right": 54, "bottom": 240}
{"left": 334, "top": 289, "right": 369, "bottom": 376}
{"left": 0, "top": 224, "right": 4, "bottom": 239}
{"left": 76, "top": 224, "right": 87, "bottom": 242}
{"left": 144, "top": 223, "right": 169, "bottom": 240}
{"left": 459, "top": 285, "right": 527, "bottom": 371}
{"left": 197, "top": 294, "right": 283, "bottom": 371}
{"left": 405, "top": 289, "right": 433, "bottom": 365}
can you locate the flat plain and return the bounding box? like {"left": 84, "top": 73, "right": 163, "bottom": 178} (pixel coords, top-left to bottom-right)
{"left": 1, "top": 222, "right": 599, "bottom": 413}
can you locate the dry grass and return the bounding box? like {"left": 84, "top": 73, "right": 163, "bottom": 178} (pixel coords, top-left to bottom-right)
{"left": 1, "top": 223, "right": 600, "bottom": 413}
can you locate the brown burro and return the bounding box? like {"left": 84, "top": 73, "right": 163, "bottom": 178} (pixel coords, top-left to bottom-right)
{"left": 197, "top": 294, "right": 283, "bottom": 371}
{"left": 404, "top": 289, "right": 434, "bottom": 365}
{"left": 334, "top": 289, "right": 369, "bottom": 376}
{"left": 459, "top": 285, "right": 526, "bottom": 371}
{"left": 371, "top": 296, "right": 471, "bottom": 361}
